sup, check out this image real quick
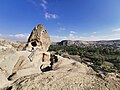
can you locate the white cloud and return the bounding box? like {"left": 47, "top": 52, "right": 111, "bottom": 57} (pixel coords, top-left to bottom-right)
{"left": 41, "top": 0, "right": 47, "bottom": 4}
{"left": 0, "top": 33, "right": 30, "bottom": 41}
{"left": 28, "top": 0, "right": 59, "bottom": 20}
{"left": 40, "top": 0, "right": 59, "bottom": 20}
{"left": 50, "top": 35, "right": 95, "bottom": 42}
{"left": 57, "top": 27, "right": 66, "bottom": 33}
{"left": 93, "top": 32, "right": 97, "bottom": 34}
{"left": 0, "top": 32, "right": 120, "bottom": 42}
{"left": 40, "top": 3, "right": 47, "bottom": 10}
{"left": 50, "top": 35, "right": 85, "bottom": 42}
{"left": 45, "top": 12, "right": 58, "bottom": 19}
{"left": 40, "top": 0, "right": 47, "bottom": 10}
{"left": 11, "top": 34, "right": 29, "bottom": 39}
{"left": 50, "top": 32, "right": 120, "bottom": 42}
{"left": 50, "top": 35, "right": 67, "bottom": 42}
{"left": 112, "top": 28, "right": 120, "bottom": 32}
{"left": 70, "top": 31, "right": 76, "bottom": 34}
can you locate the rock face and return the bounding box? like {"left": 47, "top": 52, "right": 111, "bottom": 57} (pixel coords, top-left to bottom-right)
{"left": 24, "top": 24, "right": 51, "bottom": 51}
{"left": 0, "top": 24, "right": 52, "bottom": 88}
{"left": 3, "top": 57, "right": 120, "bottom": 90}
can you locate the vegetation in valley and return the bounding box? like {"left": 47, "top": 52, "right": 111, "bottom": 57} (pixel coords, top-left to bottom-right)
{"left": 49, "top": 45, "right": 120, "bottom": 73}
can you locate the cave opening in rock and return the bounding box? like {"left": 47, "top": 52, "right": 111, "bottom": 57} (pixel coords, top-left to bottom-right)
{"left": 31, "top": 41, "right": 37, "bottom": 47}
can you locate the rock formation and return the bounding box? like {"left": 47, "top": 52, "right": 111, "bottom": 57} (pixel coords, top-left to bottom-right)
{"left": 24, "top": 24, "right": 51, "bottom": 51}
{"left": 0, "top": 24, "right": 120, "bottom": 90}
{"left": 2, "top": 56, "right": 120, "bottom": 90}
{"left": 0, "top": 24, "right": 52, "bottom": 88}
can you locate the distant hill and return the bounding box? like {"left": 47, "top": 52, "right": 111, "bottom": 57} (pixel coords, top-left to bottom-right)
{"left": 52, "top": 40, "right": 120, "bottom": 47}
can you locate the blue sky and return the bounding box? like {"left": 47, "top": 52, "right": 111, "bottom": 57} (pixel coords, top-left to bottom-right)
{"left": 0, "top": 0, "right": 120, "bottom": 41}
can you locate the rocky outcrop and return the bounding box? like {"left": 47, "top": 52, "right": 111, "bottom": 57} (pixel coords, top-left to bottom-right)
{"left": 2, "top": 57, "right": 120, "bottom": 90}
{"left": 0, "top": 24, "right": 120, "bottom": 90}
{"left": 24, "top": 24, "right": 51, "bottom": 51}
{"left": 0, "top": 24, "right": 52, "bottom": 88}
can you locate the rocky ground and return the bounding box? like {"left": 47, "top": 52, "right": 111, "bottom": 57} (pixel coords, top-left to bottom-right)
{"left": 7, "top": 61, "right": 120, "bottom": 90}
{"left": 0, "top": 39, "right": 119, "bottom": 90}
{"left": 0, "top": 24, "right": 120, "bottom": 90}
{"left": 0, "top": 38, "right": 26, "bottom": 51}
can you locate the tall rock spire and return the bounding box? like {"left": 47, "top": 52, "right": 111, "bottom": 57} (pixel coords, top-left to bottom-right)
{"left": 24, "top": 24, "right": 51, "bottom": 51}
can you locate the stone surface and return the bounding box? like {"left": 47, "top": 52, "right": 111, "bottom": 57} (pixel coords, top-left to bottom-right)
{"left": 24, "top": 24, "right": 51, "bottom": 51}
{"left": 2, "top": 57, "right": 120, "bottom": 90}
{"left": 0, "top": 48, "right": 51, "bottom": 88}
{"left": 0, "top": 24, "right": 120, "bottom": 90}
{"left": 0, "top": 24, "right": 51, "bottom": 88}
{"left": 0, "top": 39, "right": 120, "bottom": 90}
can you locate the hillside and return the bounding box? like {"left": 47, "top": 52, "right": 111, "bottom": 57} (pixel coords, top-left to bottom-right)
{"left": 53, "top": 40, "right": 120, "bottom": 48}
{"left": 0, "top": 39, "right": 120, "bottom": 90}
{"left": 3, "top": 57, "right": 120, "bottom": 90}
{"left": 0, "top": 24, "right": 120, "bottom": 90}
